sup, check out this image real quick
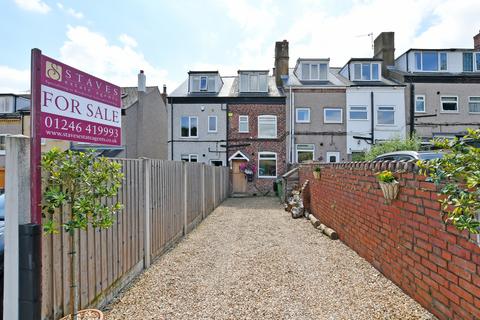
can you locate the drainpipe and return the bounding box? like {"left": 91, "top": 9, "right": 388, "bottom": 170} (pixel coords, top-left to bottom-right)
{"left": 409, "top": 82, "right": 415, "bottom": 137}
{"left": 371, "top": 91, "right": 375, "bottom": 144}
{"left": 225, "top": 103, "right": 229, "bottom": 165}
{"left": 291, "top": 88, "right": 295, "bottom": 164}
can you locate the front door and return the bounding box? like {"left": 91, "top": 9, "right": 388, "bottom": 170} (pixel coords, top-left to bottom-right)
{"left": 232, "top": 160, "right": 247, "bottom": 193}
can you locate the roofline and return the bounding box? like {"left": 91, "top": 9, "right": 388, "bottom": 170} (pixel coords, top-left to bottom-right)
{"left": 238, "top": 70, "right": 270, "bottom": 73}
{"left": 296, "top": 58, "right": 330, "bottom": 62}
{"left": 395, "top": 48, "right": 476, "bottom": 62}
{"left": 188, "top": 71, "right": 220, "bottom": 74}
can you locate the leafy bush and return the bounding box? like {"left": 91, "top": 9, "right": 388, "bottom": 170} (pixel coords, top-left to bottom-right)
{"left": 314, "top": 167, "right": 321, "bottom": 172}
{"left": 376, "top": 170, "right": 396, "bottom": 183}
{"left": 418, "top": 129, "right": 480, "bottom": 234}
{"left": 365, "top": 135, "right": 421, "bottom": 161}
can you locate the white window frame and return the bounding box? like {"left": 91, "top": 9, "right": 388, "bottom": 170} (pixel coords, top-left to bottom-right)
{"left": 468, "top": 96, "right": 480, "bottom": 114}
{"left": 353, "top": 63, "right": 380, "bottom": 81}
{"left": 296, "top": 108, "right": 310, "bottom": 123}
{"left": 301, "top": 63, "right": 328, "bottom": 81}
{"left": 238, "top": 115, "right": 249, "bottom": 133}
{"left": 258, "top": 151, "right": 277, "bottom": 178}
{"left": 348, "top": 105, "right": 368, "bottom": 121}
{"left": 199, "top": 76, "right": 208, "bottom": 91}
{"left": 476, "top": 52, "right": 480, "bottom": 72}
{"left": 326, "top": 151, "right": 340, "bottom": 163}
{"left": 258, "top": 115, "right": 277, "bottom": 139}
{"left": 296, "top": 144, "right": 315, "bottom": 163}
{"left": 0, "top": 135, "right": 6, "bottom": 155}
{"left": 239, "top": 72, "right": 268, "bottom": 92}
{"left": 209, "top": 160, "right": 223, "bottom": 166}
{"left": 324, "top": 108, "right": 343, "bottom": 124}
{"left": 440, "top": 96, "right": 459, "bottom": 113}
{"left": 181, "top": 154, "right": 198, "bottom": 162}
{"left": 208, "top": 115, "right": 217, "bottom": 133}
{"left": 180, "top": 116, "right": 199, "bottom": 138}
{"left": 415, "top": 95, "right": 426, "bottom": 113}
{"left": 414, "top": 51, "right": 448, "bottom": 72}
{"left": 376, "top": 106, "right": 396, "bottom": 126}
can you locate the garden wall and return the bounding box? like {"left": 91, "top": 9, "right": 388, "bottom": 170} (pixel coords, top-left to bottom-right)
{"left": 299, "top": 161, "right": 480, "bottom": 320}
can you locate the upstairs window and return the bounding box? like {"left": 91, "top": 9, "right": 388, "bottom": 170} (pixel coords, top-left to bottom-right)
{"left": 477, "top": 53, "right": 480, "bottom": 71}
{"left": 180, "top": 116, "right": 198, "bottom": 137}
{"left": 200, "top": 76, "right": 208, "bottom": 91}
{"left": 414, "top": 51, "right": 447, "bottom": 71}
{"left": 415, "top": 95, "right": 426, "bottom": 113}
{"left": 324, "top": 108, "right": 342, "bottom": 123}
{"left": 0, "top": 135, "right": 6, "bottom": 155}
{"left": 208, "top": 116, "right": 217, "bottom": 133}
{"left": 181, "top": 154, "right": 198, "bottom": 162}
{"left": 353, "top": 63, "right": 380, "bottom": 81}
{"left": 301, "top": 63, "right": 328, "bottom": 80}
{"left": 190, "top": 75, "right": 217, "bottom": 92}
{"left": 377, "top": 106, "right": 395, "bottom": 125}
{"left": 469, "top": 97, "right": 480, "bottom": 113}
{"left": 296, "top": 108, "right": 310, "bottom": 123}
{"left": 238, "top": 115, "right": 249, "bottom": 132}
{"left": 348, "top": 106, "right": 368, "bottom": 120}
{"left": 0, "top": 97, "right": 13, "bottom": 113}
{"left": 440, "top": 96, "right": 458, "bottom": 113}
{"left": 463, "top": 52, "right": 473, "bottom": 72}
{"left": 239, "top": 72, "right": 268, "bottom": 92}
{"left": 258, "top": 115, "right": 277, "bottom": 139}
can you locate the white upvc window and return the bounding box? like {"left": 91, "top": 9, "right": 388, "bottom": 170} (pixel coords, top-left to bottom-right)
{"left": 239, "top": 72, "right": 268, "bottom": 92}
{"left": 440, "top": 96, "right": 458, "bottom": 113}
{"left": 301, "top": 63, "right": 328, "bottom": 80}
{"left": 0, "top": 97, "right": 13, "bottom": 113}
{"left": 324, "top": 108, "right": 342, "bottom": 124}
{"left": 181, "top": 154, "right": 198, "bottom": 162}
{"left": 0, "top": 135, "right": 6, "bottom": 155}
{"left": 469, "top": 97, "right": 480, "bottom": 113}
{"left": 210, "top": 160, "right": 223, "bottom": 166}
{"left": 180, "top": 116, "right": 198, "bottom": 138}
{"left": 258, "top": 152, "right": 277, "bottom": 178}
{"left": 326, "top": 151, "right": 340, "bottom": 163}
{"left": 200, "top": 76, "right": 208, "bottom": 91}
{"left": 296, "top": 144, "right": 314, "bottom": 163}
{"left": 376, "top": 106, "right": 395, "bottom": 125}
{"left": 414, "top": 51, "right": 448, "bottom": 71}
{"left": 348, "top": 106, "right": 368, "bottom": 120}
{"left": 296, "top": 108, "right": 310, "bottom": 123}
{"left": 415, "top": 95, "right": 426, "bottom": 113}
{"left": 353, "top": 63, "right": 380, "bottom": 81}
{"left": 238, "top": 115, "right": 249, "bottom": 133}
{"left": 258, "top": 115, "right": 277, "bottom": 138}
{"left": 208, "top": 116, "right": 217, "bottom": 133}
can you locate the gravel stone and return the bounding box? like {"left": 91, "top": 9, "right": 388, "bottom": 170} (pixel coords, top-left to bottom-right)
{"left": 104, "top": 197, "right": 436, "bottom": 320}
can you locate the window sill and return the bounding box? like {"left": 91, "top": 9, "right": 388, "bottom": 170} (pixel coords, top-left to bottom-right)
{"left": 296, "top": 121, "right": 310, "bottom": 124}
{"left": 258, "top": 176, "right": 277, "bottom": 179}
{"left": 439, "top": 111, "right": 459, "bottom": 114}
{"left": 258, "top": 136, "right": 278, "bottom": 139}
{"left": 348, "top": 118, "right": 369, "bottom": 121}
{"left": 179, "top": 136, "right": 199, "bottom": 139}
{"left": 324, "top": 122, "right": 343, "bottom": 124}
{"left": 238, "top": 131, "right": 249, "bottom": 133}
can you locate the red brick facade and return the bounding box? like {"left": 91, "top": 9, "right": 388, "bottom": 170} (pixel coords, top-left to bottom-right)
{"left": 228, "top": 103, "right": 286, "bottom": 195}
{"left": 299, "top": 161, "right": 480, "bottom": 320}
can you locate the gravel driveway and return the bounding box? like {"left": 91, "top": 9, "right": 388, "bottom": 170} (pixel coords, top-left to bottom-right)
{"left": 105, "top": 197, "right": 435, "bottom": 320}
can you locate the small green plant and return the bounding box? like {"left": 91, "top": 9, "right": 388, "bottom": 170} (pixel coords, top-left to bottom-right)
{"left": 314, "top": 167, "right": 321, "bottom": 173}
{"left": 418, "top": 129, "right": 480, "bottom": 234}
{"left": 365, "top": 135, "right": 421, "bottom": 161}
{"left": 42, "top": 148, "right": 123, "bottom": 319}
{"left": 376, "top": 170, "right": 396, "bottom": 183}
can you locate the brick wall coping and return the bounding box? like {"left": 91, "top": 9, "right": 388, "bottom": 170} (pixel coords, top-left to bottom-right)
{"left": 300, "top": 160, "right": 419, "bottom": 173}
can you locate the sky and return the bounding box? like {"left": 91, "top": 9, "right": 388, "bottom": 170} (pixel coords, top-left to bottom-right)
{"left": 1, "top": 0, "right": 479, "bottom": 93}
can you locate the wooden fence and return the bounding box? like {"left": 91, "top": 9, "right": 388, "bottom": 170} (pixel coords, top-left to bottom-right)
{"left": 41, "top": 159, "right": 230, "bottom": 319}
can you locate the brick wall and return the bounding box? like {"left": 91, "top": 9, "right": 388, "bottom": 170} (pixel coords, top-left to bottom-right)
{"left": 228, "top": 103, "right": 286, "bottom": 194}
{"left": 299, "top": 161, "right": 480, "bottom": 320}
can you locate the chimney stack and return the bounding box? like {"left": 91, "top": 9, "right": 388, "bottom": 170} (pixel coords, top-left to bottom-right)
{"left": 161, "top": 84, "right": 167, "bottom": 104}
{"left": 138, "top": 70, "right": 146, "bottom": 92}
{"left": 474, "top": 30, "right": 480, "bottom": 50}
{"left": 274, "top": 40, "right": 289, "bottom": 87}
{"left": 373, "top": 32, "right": 395, "bottom": 77}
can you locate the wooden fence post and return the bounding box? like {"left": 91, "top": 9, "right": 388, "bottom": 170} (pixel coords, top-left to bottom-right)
{"left": 201, "top": 164, "right": 206, "bottom": 220}
{"left": 183, "top": 162, "right": 188, "bottom": 235}
{"left": 212, "top": 167, "right": 216, "bottom": 208}
{"left": 4, "top": 135, "right": 31, "bottom": 320}
{"left": 143, "top": 158, "right": 151, "bottom": 268}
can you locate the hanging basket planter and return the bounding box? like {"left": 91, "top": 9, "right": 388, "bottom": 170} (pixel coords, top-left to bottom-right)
{"left": 60, "top": 309, "right": 104, "bottom": 320}
{"left": 376, "top": 170, "right": 399, "bottom": 202}
{"left": 379, "top": 181, "right": 399, "bottom": 201}
{"left": 312, "top": 167, "right": 321, "bottom": 180}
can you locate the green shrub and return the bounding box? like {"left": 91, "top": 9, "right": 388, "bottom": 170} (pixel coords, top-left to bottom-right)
{"left": 365, "top": 135, "right": 421, "bottom": 161}
{"left": 418, "top": 129, "right": 480, "bottom": 234}
{"left": 314, "top": 167, "right": 321, "bottom": 172}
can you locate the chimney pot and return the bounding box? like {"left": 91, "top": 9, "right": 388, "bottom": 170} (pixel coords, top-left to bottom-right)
{"left": 138, "top": 70, "right": 146, "bottom": 92}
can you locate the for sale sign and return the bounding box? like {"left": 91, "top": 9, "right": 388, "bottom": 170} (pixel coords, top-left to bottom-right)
{"left": 38, "top": 54, "right": 121, "bottom": 145}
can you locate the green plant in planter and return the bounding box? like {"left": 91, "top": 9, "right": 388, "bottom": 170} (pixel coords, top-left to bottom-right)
{"left": 376, "top": 170, "right": 396, "bottom": 183}
{"left": 42, "top": 148, "right": 123, "bottom": 320}
{"left": 313, "top": 166, "right": 321, "bottom": 179}
{"left": 418, "top": 128, "right": 480, "bottom": 234}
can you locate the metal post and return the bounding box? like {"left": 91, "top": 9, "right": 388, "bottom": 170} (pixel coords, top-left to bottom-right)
{"left": 30, "top": 48, "right": 42, "bottom": 224}
{"left": 183, "top": 162, "right": 188, "bottom": 234}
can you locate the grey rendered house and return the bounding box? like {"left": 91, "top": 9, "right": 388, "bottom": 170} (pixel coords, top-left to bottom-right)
{"left": 377, "top": 31, "right": 480, "bottom": 142}
{"left": 72, "top": 83, "right": 168, "bottom": 159}
{"left": 283, "top": 58, "right": 348, "bottom": 164}
{"left": 167, "top": 71, "right": 229, "bottom": 166}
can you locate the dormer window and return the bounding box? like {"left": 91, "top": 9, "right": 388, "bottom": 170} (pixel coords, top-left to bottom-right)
{"left": 414, "top": 51, "right": 448, "bottom": 71}
{"left": 301, "top": 63, "right": 327, "bottom": 80}
{"left": 463, "top": 52, "right": 480, "bottom": 72}
{"left": 353, "top": 63, "right": 380, "bottom": 81}
{"left": 189, "top": 72, "right": 220, "bottom": 93}
{"left": 239, "top": 71, "right": 268, "bottom": 92}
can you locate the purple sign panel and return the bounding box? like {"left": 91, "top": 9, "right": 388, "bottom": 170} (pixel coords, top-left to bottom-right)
{"left": 39, "top": 55, "right": 121, "bottom": 145}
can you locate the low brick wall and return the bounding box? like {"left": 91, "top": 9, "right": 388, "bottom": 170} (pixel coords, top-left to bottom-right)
{"left": 299, "top": 161, "right": 480, "bottom": 320}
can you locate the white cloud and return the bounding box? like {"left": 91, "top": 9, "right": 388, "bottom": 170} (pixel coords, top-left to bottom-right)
{"left": 56, "top": 2, "right": 84, "bottom": 19}
{"left": 14, "top": 0, "right": 50, "bottom": 13}
{"left": 59, "top": 25, "right": 173, "bottom": 89}
{"left": 0, "top": 66, "right": 30, "bottom": 93}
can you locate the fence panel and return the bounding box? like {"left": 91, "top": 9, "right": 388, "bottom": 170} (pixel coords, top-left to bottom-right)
{"left": 41, "top": 159, "right": 229, "bottom": 319}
